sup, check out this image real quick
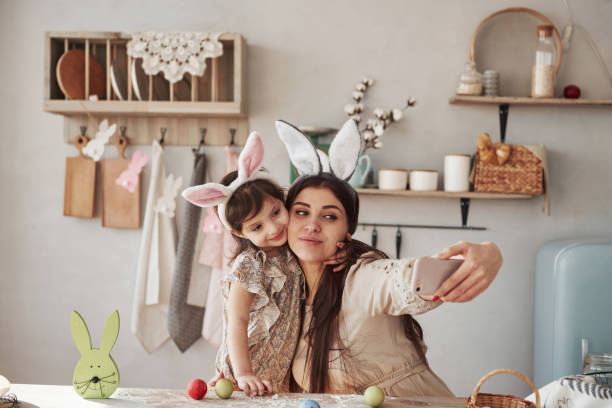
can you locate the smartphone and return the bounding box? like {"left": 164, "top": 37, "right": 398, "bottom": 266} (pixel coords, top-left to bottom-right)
{"left": 409, "top": 257, "right": 464, "bottom": 300}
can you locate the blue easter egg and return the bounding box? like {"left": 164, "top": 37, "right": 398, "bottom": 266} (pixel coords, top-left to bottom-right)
{"left": 298, "top": 399, "right": 320, "bottom": 408}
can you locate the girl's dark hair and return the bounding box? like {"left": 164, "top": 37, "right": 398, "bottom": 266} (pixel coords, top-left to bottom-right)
{"left": 218, "top": 171, "right": 285, "bottom": 260}
{"left": 285, "top": 173, "right": 427, "bottom": 393}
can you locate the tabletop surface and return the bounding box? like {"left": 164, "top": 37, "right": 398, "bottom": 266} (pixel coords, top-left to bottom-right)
{"left": 5, "top": 384, "right": 467, "bottom": 408}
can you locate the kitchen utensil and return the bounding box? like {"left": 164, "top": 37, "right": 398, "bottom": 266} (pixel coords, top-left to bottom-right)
{"left": 371, "top": 226, "right": 378, "bottom": 248}
{"left": 101, "top": 133, "right": 140, "bottom": 228}
{"left": 110, "top": 52, "right": 127, "bottom": 100}
{"left": 64, "top": 130, "right": 96, "bottom": 218}
{"left": 395, "top": 227, "right": 402, "bottom": 258}
{"left": 56, "top": 49, "right": 105, "bottom": 100}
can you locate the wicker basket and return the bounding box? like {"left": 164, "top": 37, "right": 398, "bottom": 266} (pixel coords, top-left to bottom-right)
{"left": 467, "top": 369, "right": 540, "bottom": 408}
{"left": 473, "top": 145, "right": 544, "bottom": 195}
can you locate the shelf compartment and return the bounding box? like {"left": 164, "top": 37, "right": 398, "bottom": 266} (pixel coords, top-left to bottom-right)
{"left": 44, "top": 32, "right": 246, "bottom": 117}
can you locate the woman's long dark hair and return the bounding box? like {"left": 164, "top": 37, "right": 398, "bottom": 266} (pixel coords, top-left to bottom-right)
{"left": 286, "top": 173, "right": 427, "bottom": 393}
{"left": 218, "top": 171, "right": 285, "bottom": 262}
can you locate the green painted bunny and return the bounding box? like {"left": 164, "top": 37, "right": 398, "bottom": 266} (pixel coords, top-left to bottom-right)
{"left": 70, "top": 310, "right": 120, "bottom": 399}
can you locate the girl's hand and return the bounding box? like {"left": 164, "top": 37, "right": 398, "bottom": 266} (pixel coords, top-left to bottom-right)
{"left": 323, "top": 233, "right": 351, "bottom": 272}
{"left": 236, "top": 373, "right": 273, "bottom": 396}
{"left": 433, "top": 241, "right": 502, "bottom": 302}
{"left": 208, "top": 371, "right": 224, "bottom": 387}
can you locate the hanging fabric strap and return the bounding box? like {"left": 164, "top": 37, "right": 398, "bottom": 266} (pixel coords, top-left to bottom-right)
{"left": 168, "top": 151, "right": 207, "bottom": 352}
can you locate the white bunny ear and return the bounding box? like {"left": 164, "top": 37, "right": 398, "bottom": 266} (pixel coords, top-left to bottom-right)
{"left": 182, "top": 183, "right": 231, "bottom": 207}
{"left": 238, "top": 131, "right": 264, "bottom": 179}
{"left": 317, "top": 149, "right": 330, "bottom": 173}
{"left": 328, "top": 118, "right": 362, "bottom": 180}
{"left": 275, "top": 120, "right": 321, "bottom": 176}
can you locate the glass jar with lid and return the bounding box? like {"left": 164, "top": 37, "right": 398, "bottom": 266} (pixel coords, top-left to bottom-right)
{"left": 531, "top": 25, "right": 556, "bottom": 98}
{"left": 456, "top": 62, "right": 483, "bottom": 96}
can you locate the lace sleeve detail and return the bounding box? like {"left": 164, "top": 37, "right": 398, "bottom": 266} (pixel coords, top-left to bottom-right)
{"left": 343, "top": 255, "right": 441, "bottom": 316}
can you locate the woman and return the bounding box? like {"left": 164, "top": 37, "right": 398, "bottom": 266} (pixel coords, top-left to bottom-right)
{"left": 285, "top": 172, "right": 501, "bottom": 396}
{"left": 276, "top": 118, "right": 502, "bottom": 396}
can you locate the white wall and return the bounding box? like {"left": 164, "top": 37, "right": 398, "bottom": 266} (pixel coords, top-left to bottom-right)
{"left": 1, "top": 0, "right": 612, "bottom": 398}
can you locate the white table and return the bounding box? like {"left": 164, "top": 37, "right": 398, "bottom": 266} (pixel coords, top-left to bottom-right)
{"left": 5, "top": 384, "right": 466, "bottom": 407}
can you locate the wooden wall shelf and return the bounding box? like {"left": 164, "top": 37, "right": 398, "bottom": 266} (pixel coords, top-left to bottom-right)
{"left": 449, "top": 96, "right": 612, "bottom": 106}
{"left": 44, "top": 31, "right": 248, "bottom": 146}
{"left": 356, "top": 188, "right": 536, "bottom": 230}
{"left": 356, "top": 188, "right": 533, "bottom": 199}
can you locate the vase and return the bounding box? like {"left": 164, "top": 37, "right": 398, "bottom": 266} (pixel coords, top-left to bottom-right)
{"left": 348, "top": 153, "right": 371, "bottom": 188}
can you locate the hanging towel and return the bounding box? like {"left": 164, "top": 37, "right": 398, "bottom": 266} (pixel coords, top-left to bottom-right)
{"left": 199, "top": 146, "right": 239, "bottom": 347}
{"left": 131, "top": 141, "right": 179, "bottom": 353}
{"left": 168, "top": 150, "right": 207, "bottom": 352}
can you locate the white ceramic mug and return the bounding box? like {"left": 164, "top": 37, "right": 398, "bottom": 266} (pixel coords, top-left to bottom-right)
{"left": 378, "top": 168, "right": 408, "bottom": 190}
{"left": 444, "top": 154, "right": 471, "bottom": 192}
{"left": 409, "top": 170, "right": 438, "bottom": 191}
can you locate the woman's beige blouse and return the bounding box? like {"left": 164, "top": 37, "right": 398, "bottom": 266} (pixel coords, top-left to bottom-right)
{"left": 216, "top": 245, "right": 303, "bottom": 392}
{"left": 292, "top": 253, "right": 454, "bottom": 397}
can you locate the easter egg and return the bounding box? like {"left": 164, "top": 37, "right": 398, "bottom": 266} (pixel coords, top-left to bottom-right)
{"left": 298, "top": 399, "right": 321, "bottom": 408}
{"left": 364, "top": 385, "right": 385, "bottom": 407}
{"left": 187, "top": 378, "right": 207, "bottom": 400}
{"left": 215, "top": 378, "right": 234, "bottom": 399}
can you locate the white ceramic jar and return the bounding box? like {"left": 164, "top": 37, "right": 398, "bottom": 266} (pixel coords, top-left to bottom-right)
{"left": 444, "top": 154, "right": 471, "bottom": 192}
{"left": 378, "top": 168, "right": 408, "bottom": 190}
{"left": 409, "top": 170, "right": 438, "bottom": 191}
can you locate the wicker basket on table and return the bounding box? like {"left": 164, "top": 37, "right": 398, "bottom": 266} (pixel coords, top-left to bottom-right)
{"left": 467, "top": 369, "right": 540, "bottom": 408}
{"left": 473, "top": 145, "right": 544, "bottom": 195}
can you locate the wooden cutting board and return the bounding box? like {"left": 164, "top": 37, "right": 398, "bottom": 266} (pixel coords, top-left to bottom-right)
{"left": 64, "top": 135, "right": 96, "bottom": 218}
{"left": 101, "top": 135, "right": 140, "bottom": 228}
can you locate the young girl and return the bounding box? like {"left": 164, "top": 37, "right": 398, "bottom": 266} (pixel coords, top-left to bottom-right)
{"left": 182, "top": 132, "right": 303, "bottom": 396}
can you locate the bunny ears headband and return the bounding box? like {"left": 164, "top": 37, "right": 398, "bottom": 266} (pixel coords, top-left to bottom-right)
{"left": 275, "top": 118, "right": 362, "bottom": 181}
{"left": 182, "top": 131, "right": 276, "bottom": 230}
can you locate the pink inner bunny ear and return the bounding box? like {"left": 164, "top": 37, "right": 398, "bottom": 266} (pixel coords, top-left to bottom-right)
{"left": 182, "top": 184, "right": 229, "bottom": 207}
{"left": 132, "top": 150, "right": 141, "bottom": 160}
{"left": 239, "top": 132, "right": 264, "bottom": 178}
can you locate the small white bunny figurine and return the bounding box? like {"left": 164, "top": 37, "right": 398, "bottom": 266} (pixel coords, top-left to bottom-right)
{"left": 154, "top": 174, "right": 183, "bottom": 218}
{"left": 83, "top": 119, "right": 117, "bottom": 161}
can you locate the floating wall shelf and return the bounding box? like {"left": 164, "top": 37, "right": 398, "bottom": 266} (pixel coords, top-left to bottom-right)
{"left": 356, "top": 188, "right": 535, "bottom": 231}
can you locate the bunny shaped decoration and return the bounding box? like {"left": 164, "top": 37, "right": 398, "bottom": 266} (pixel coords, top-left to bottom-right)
{"left": 83, "top": 119, "right": 117, "bottom": 161}
{"left": 116, "top": 150, "right": 149, "bottom": 193}
{"left": 182, "top": 131, "right": 277, "bottom": 230}
{"left": 154, "top": 174, "right": 183, "bottom": 218}
{"left": 70, "top": 310, "right": 120, "bottom": 399}
{"left": 275, "top": 118, "right": 362, "bottom": 181}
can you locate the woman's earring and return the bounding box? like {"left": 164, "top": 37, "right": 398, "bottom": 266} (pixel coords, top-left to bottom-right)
{"left": 346, "top": 233, "right": 352, "bottom": 241}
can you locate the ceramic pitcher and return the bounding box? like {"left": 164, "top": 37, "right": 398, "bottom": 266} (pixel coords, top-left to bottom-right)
{"left": 348, "top": 153, "right": 372, "bottom": 188}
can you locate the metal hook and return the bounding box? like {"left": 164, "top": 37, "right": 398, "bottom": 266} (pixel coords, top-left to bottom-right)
{"left": 229, "top": 128, "right": 236, "bottom": 145}
{"left": 159, "top": 127, "right": 167, "bottom": 145}
{"left": 199, "top": 128, "right": 207, "bottom": 146}
{"left": 120, "top": 126, "right": 127, "bottom": 136}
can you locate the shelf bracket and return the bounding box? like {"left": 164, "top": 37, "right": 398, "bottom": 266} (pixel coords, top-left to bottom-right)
{"left": 460, "top": 198, "right": 471, "bottom": 229}
{"left": 499, "top": 103, "right": 509, "bottom": 143}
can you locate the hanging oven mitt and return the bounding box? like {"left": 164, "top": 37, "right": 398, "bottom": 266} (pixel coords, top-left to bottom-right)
{"left": 168, "top": 150, "right": 207, "bottom": 352}
{"left": 131, "top": 140, "right": 178, "bottom": 353}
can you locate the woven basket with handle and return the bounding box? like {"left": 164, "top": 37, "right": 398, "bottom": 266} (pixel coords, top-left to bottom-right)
{"left": 467, "top": 369, "right": 540, "bottom": 408}
{"left": 473, "top": 145, "right": 543, "bottom": 195}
